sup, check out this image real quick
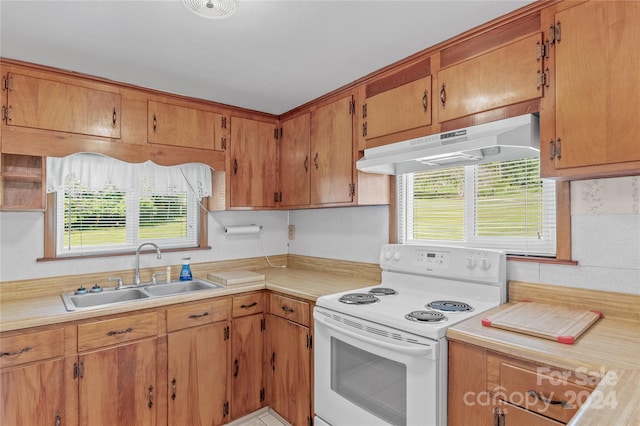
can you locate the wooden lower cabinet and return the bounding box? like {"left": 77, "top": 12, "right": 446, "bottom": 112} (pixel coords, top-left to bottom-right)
{"left": 448, "top": 340, "right": 593, "bottom": 426}
{"left": 79, "top": 338, "right": 157, "bottom": 426}
{"left": 266, "top": 313, "right": 311, "bottom": 426}
{"left": 167, "top": 322, "right": 229, "bottom": 426}
{"left": 231, "top": 313, "right": 265, "bottom": 419}
{"left": 1, "top": 357, "right": 69, "bottom": 426}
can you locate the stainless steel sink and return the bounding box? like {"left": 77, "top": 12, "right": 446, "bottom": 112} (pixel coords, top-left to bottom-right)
{"left": 62, "top": 288, "right": 150, "bottom": 311}
{"left": 61, "top": 279, "right": 222, "bottom": 311}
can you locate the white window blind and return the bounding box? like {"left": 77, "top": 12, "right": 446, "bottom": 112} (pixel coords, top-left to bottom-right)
{"left": 398, "top": 158, "right": 556, "bottom": 256}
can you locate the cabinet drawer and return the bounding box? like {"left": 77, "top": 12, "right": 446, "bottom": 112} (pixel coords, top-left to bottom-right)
{"left": 499, "top": 363, "right": 591, "bottom": 423}
{"left": 269, "top": 293, "right": 310, "bottom": 327}
{"left": 232, "top": 293, "right": 265, "bottom": 317}
{"left": 78, "top": 312, "right": 158, "bottom": 352}
{"left": 167, "top": 298, "right": 228, "bottom": 332}
{"left": 0, "top": 328, "right": 65, "bottom": 368}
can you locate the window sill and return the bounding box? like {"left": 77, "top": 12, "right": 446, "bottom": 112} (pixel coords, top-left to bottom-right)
{"left": 37, "top": 245, "right": 212, "bottom": 262}
{"left": 507, "top": 255, "right": 577, "bottom": 266}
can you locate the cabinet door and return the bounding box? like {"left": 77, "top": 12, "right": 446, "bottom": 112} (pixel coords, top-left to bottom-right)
{"left": 310, "top": 95, "right": 354, "bottom": 205}
{"left": 6, "top": 72, "right": 121, "bottom": 138}
{"left": 230, "top": 117, "right": 277, "bottom": 208}
{"left": 168, "top": 322, "right": 228, "bottom": 426}
{"left": 267, "top": 315, "right": 311, "bottom": 426}
{"left": 148, "top": 100, "right": 223, "bottom": 151}
{"left": 231, "top": 314, "right": 264, "bottom": 419}
{"left": 550, "top": 1, "right": 640, "bottom": 171}
{"left": 437, "top": 33, "right": 543, "bottom": 122}
{"left": 364, "top": 58, "right": 432, "bottom": 143}
{"left": 493, "top": 401, "right": 563, "bottom": 426}
{"left": 279, "top": 113, "right": 311, "bottom": 207}
{"left": 79, "top": 339, "right": 156, "bottom": 426}
{"left": 1, "top": 358, "right": 67, "bottom": 426}
{"left": 448, "top": 341, "right": 488, "bottom": 426}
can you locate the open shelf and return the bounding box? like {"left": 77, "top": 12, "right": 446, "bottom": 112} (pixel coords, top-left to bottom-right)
{"left": 0, "top": 153, "right": 45, "bottom": 210}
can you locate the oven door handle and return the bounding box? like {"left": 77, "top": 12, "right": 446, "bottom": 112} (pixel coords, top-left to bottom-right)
{"left": 315, "top": 313, "right": 434, "bottom": 357}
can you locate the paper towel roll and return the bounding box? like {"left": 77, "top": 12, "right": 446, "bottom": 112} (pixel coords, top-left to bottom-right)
{"left": 224, "top": 225, "right": 261, "bottom": 235}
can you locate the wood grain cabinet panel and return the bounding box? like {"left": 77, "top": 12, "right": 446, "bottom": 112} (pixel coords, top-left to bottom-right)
{"left": 147, "top": 100, "right": 224, "bottom": 151}
{"left": 541, "top": 0, "right": 640, "bottom": 178}
{"left": 231, "top": 313, "right": 264, "bottom": 419}
{"left": 0, "top": 327, "right": 64, "bottom": 368}
{"left": 0, "top": 357, "right": 68, "bottom": 426}
{"left": 79, "top": 338, "right": 157, "bottom": 426}
{"left": 229, "top": 116, "right": 278, "bottom": 208}
{"left": 232, "top": 293, "right": 265, "bottom": 318}
{"left": 278, "top": 113, "right": 311, "bottom": 208}
{"left": 166, "top": 299, "right": 228, "bottom": 332}
{"left": 77, "top": 312, "right": 158, "bottom": 352}
{"left": 310, "top": 94, "right": 354, "bottom": 205}
{"left": 269, "top": 293, "right": 310, "bottom": 327}
{"left": 5, "top": 72, "right": 121, "bottom": 139}
{"left": 168, "top": 321, "right": 229, "bottom": 426}
{"left": 437, "top": 33, "right": 544, "bottom": 123}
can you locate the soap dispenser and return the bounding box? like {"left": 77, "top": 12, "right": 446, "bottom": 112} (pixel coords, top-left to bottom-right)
{"left": 179, "top": 257, "right": 193, "bottom": 281}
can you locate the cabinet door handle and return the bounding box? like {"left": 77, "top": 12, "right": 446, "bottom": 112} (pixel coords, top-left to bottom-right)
{"left": 152, "top": 114, "right": 157, "bottom": 133}
{"left": 281, "top": 305, "right": 294, "bottom": 313}
{"left": 313, "top": 152, "right": 319, "bottom": 170}
{"left": 0, "top": 346, "right": 32, "bottom": 357}
{"left": 171, "top": 378, "right": 177, "bottom": 400}
{"left": 270, "top": 352, "right": 275, "bottom": 371}
{"left": 55, "top": 413, "right": 61, "bottom": 426}
{"left": 240, "top": 302, "right": 257, "bottom": 309}
{"left": 527, "top": 390, "right": 572, "bottom": 408}
{"left": 188, "top": 312, "right": 209, "bottom": 319}
{"left": 107, "top": 327, "right": 133, "bottom": 336}
{"left": 233, "top": 359, "right": 239, "bottom": 378}
{"left": 303, "top": 156, "right": 309, "bottom": 172}
{"left": 233, "top": 158, "right": 238, "bottom": 175}
{"left": 493, "top": 407, "right": 504, "bottom": 426}
{"left": 148, "top": 385, "right": 154, "bottom": 409}
{"left": 422, "top": 90, "right": 428, "bottom": 112}
{"left": 112, "top": 107, "right": 117, "bottom": 128}
{"left": 440, "top": 84, "right": 446, "bottom": 108}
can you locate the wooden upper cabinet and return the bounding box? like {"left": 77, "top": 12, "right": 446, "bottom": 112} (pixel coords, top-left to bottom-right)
{"left": 279, "top": 113, "right": 311, "bottom": 207}
{"left": 310, "top": 94, "right": 354, "bottom": 205}
{"left": 540, "top": 0, "right": 640, "bottom": 178}
{"left": 363, "top": 58, "right": 432, "bottom": 147}
{"left": 4, "top": 72, "right": 121, "bottom": 138}
{"left": 437, "top": 33, "right": 544, "bottom": 123}
{"left": 148, "top": 100, "right": 225, "bottom": 151}
{"left": 230, "top": 116, "right": 277, "bottom": 208}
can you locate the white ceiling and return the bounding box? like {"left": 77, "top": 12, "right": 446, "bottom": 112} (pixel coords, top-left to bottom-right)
{"left": 0, "top": 0, "right": 533, "bottom": 115}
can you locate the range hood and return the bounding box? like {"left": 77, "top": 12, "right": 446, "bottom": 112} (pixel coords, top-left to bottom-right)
{"left": 357, "top": 114, "right": 540, "bottom": 175}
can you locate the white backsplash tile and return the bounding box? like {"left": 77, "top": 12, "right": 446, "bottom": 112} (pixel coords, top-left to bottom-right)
{"left": 540, "top": 263, "right": 640, "bottom": 295}
{"left": 571, "top": 176, "right": 640, "bottom": 215}
{"left": 572, "top": 215, "right": 640, "bottom": 269}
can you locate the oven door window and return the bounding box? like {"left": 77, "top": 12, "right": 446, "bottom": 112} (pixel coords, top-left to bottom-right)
{"left": 331, "top": 337, "right": 407, "bottom": 426}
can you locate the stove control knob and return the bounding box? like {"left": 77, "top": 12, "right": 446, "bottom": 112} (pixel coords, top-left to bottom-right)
{"left": 383, "top": 249, "right": 392, "bottom": 260}
{"left": 393, "top": 250, "right": 401, "bottom": 261}
{"left": 465, "top": 256, "right": 477, "bottom": 269}
{"left": 479, "top": 257, "right": 491, "bottom": 270}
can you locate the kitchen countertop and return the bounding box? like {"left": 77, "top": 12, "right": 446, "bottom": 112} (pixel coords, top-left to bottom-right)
{"left": 0, "top": 266, "right": 377, "bottom": 332}
{"left": 447, "top": 302, "right": 640, "bottom": 425}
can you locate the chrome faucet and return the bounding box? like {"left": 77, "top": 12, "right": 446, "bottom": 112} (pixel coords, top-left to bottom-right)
{"left": 134, "top": 242, "right": 162, "bottom": 285}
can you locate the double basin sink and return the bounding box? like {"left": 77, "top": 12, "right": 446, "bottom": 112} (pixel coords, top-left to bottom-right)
{"left": 61, "top": 279, "right": 222, "bottom": 311}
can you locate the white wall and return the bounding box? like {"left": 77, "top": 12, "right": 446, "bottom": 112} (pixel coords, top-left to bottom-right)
{"left": 1, "top": 177, "right": 638, "bottom": 296}
{"left": 0, "top": 209, "right": 289, "bottom": 282}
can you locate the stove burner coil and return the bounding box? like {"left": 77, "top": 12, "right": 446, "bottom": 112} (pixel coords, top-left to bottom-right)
{"left": 426, "top": 300, "right": 473, "bottom": 312}
{"left": 405, "top": 310, "right": 447, "bottom": 323}
{"left": 338, "top": 293, "right": 380, "bottom": 305}
{"left": 368, "top": 287, "right": 398, "bottom": 296}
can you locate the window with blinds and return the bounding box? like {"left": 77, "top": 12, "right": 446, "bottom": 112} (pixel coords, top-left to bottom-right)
{"left": 398, "top": 158, "right": 556, "bottom": 256}
{"left": 56, "top": 186, "right": 198, "bottom": 256}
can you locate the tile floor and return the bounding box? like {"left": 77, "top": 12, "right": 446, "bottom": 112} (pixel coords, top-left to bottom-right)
{"left": 224, "top": 407, "right": 291, "bottom": 426}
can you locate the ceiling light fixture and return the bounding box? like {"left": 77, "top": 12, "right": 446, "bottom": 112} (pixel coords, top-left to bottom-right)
{"left": 183, "top": 0, "right": 236, "bottom": 19}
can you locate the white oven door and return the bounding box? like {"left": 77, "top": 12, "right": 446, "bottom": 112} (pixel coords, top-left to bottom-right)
{"left": 314, "top": 307, "right": 445, "bottom": 426}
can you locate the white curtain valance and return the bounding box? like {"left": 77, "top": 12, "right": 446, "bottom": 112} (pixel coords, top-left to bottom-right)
{"left": 46, "top": 153, "right": 213, "bottom": 199}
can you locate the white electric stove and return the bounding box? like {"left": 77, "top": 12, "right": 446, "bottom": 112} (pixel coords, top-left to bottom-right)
{"left": 314, "top": 244, "right": 506, "bottom": 426}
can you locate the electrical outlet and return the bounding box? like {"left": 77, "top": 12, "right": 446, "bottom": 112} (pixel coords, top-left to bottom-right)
{"left": 288, "top": 224, "right": 295, "bottom": 240}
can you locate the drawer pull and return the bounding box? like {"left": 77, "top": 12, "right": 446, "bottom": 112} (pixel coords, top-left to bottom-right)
{"left": 0, "top": 346, "right": 32, "bottom": 357}
{"left": 240, "top": 302, "right": 257, "bottom": 309}
{"left": 188, "top": 312, "right": 210, "bottom": 319}
{"left": 107, "top": 327, "right": 133, "bottom": 336}
{"left": 171, "top": 378, "right": 177, "bottom": 400}
{"left": 281, "top": 306, "right": 294, "bottom": 313}
{"left": 148, "top": 385, "right": 154, "bottom": 409}
{"left": 527, "top": 390, "right": 572, "bottom": 408}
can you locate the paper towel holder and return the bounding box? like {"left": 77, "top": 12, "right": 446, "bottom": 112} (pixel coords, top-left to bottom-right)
{"left": 224, "top": 224, "right": 262, "bottom": 235}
